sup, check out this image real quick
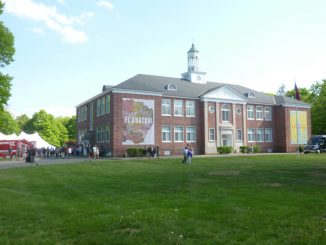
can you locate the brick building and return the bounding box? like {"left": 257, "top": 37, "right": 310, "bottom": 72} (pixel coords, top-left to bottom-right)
{"left": 76, "top": 44, "right": 311, "bottom": 157}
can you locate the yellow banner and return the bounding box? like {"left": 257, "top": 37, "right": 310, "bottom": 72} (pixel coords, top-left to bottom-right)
{"left": 290, "top": 111, "right": 307, "bottom": 144}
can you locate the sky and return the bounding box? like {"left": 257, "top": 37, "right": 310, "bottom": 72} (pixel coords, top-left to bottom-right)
{"left": 2, "top": 0, "right": 326, "bottom": 118}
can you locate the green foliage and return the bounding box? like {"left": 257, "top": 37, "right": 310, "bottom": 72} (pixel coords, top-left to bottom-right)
{"left": 0, "top": 109, "right": 19, "bottom": 134}
{"left": 240, "top": 145, "right": 260, "bottom": 153}
{"left": 217, "top": 146, "right": 232, "bottom": 154}
{"left": 24, "top": 110, "right": 68, "bottom": 147}
{"left": 126, "top": 147, "right": 146, "bottom": 157}
{"left": 56, "top": 115, "right": 77, "bottom": 141}
{"left": 310, "top": 80, "right": 326, "bottom": 134}
{"left": 285, "top": 87, "right": 311, "bottom": 103}
{"left": 0, "top": 2, "right": 15, "bottom": 109}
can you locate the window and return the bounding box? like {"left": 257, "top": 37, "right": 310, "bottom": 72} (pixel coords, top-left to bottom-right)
{"left": 265, "top": 106, "right": 272, "bottom": 121}
{"left": 90, "top": 103, "right": 93, "bottom": 131}
{"left": 101, "top": 126, "right": 106, "bottom": 142}
{"left": 209, "top": 128, "right": 215, "bottom": 141}
{"left": 106, "top": 126, "right": 110, "bottom": 142}
{"left": 256, "top": 128, "right": 264, "bottom": 142}
{"left": 162, "top": 99, "right": 171, "bottom": 116}
{"left": 236, "top": 129, "right": 243, "bottom": 141}
{"left": 96, "top": 99, "right": 100, "bottom": 116}
{"left": 174, "top": 126, "right": 184, "bottom": 142}
{"left": 265, "top": 128, "right": 272, "bottom": 142}
{"left": 174, "top": 100, "right": 183, "bottom": 116}
{"left": 167, "top": 83, "right": 177, "bottom": 91}
{"left": 247, "top": 105, "right": 254, "bottom": 120}
{"left": 187, "top": 126, "right": 196, "bottom": 142}
{"left": 100, "top": 97, "right": 105, "bottom": 115}
{"left": 248, "top": 128, "right": 255, "bottom": 142}
{"left": 186, "top": 100, "right": 195, "bottom": 117}
{"left": 256, "top": 106, "right": 263, "bottom": 120}
{"left": 106, "top": 95, "right": 110, "bottom": 114}
{"left": 77, "top": 108, "right": 81, "bottom": 122}
{"left": 222, "top": 104, "right": 230, "bottom": 122}
{"left": 96, "top": 127, "right": 101, "bottom": 143}
{"left": 162, "top": 125, "right": 171, "bottom": 142}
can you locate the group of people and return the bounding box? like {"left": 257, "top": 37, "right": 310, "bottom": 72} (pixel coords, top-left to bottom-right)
{"left": 181, "top": 144, "right": 193, "bottom": 164}
{"left": 86, "top": 144, "right": 100, "bottom": 161}
{"left": 145, "top": 145, "right": 160, "bottom": 159}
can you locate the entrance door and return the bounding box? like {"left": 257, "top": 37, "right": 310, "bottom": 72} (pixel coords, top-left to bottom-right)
{"left": 221, "top": 132, "right": 232, "bottom": 147}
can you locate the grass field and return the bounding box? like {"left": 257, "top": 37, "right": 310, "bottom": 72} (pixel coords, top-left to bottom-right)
{"left": 0, "top": 154, "right": 325, "bottom": 244}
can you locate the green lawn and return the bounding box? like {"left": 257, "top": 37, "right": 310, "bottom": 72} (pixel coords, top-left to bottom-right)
{"left": 0, "top": 154, "right": 325, "bottom": 244}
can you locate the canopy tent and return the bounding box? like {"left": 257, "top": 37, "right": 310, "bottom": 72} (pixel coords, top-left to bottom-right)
{"left": 17, "top": 131, "right": 55, "bottom": 149}
{"left": 0, "top": 132, "right": 18, "bottom": 140}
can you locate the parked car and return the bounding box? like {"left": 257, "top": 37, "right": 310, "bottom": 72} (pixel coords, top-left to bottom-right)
{"left": 304, "top": 135, "right": 326, "bottom": 153}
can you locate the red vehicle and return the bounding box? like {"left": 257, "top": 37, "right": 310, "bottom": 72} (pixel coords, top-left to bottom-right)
{"left": 0, "top": 140, "right": 31, "bottom": 159}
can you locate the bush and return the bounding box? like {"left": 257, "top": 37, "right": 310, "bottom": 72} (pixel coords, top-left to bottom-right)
{"left": 217, "top": 146, "right": 233, "bottom": 154}
{"left": 240, "top": 145, "right": 260, "bottom": 153}
{"left": 126, "top": 148, "right": 146, "bottom": 157}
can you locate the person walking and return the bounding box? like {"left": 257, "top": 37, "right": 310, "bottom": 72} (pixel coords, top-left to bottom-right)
{"left": 181, "top": 146, "right": 188, "bottom": 163}
{"left": 187, "top": 146, "right": 193, "bottom": 164}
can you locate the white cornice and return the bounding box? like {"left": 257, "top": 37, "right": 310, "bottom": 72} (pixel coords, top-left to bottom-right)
{"left": 112, "top": 88, "right": 163, "bottom": 97}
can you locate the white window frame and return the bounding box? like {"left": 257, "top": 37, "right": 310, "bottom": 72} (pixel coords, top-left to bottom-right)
{"left": 186, "top": 100, "right": 195, "bottom": 117}
{"left": 209, "top": 128, "right": 215, "bottom": 141}
{"left": 162, "top": 99, "right": 171, "bottom": 116}
{"left": 265, "top": 106, "right": 272, "bottom": 121}
{"left": 265, "top": 128, "right": 272, "bottom": 142}
{"left": 174, "top": 100, "right": 183, "bottom": 117}
{"left": 256, "top": 128, "right": 264, "bottom": 142}
{"left": 162, "top": 125, "right": 171, "bottom": 142}
{"left": 248, "top": 128, "right": 255, "bottom": 142}
{"left": 106, "top": 126, "right": 110, "bottom": 142}
{"left": 174, "top": 126, "right": 184, "bottom": 142}
{"left": 221, "top": 104, "right": 230, "bottom": 123}
{"left": 247, "top": 105, "right": 254, "bottom": 120}
{"left": 96, "top": 127, "right": 101, "bottom": 143}
{"left": 100, "top": 97, "right": 105, "bottom": 116}
{"left": 236, "top": 129, "right": 243, "bottom": 141}
{"left": 186, "top": 126, "right": 196, "bottom": 142}
{"left": 256, "top": 106, "right": 263, "bottom": 120}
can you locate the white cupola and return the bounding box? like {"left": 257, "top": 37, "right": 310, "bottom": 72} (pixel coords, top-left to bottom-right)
{"left": 181, "top": 43, "right": 207, "bottom": 84}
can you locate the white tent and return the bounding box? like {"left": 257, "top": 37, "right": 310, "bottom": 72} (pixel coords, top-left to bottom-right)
{"left": 17, "top": 131, "right": 55, "bottom": 149}
{"left": 0, "top": 132, "right": 18, "bottom": 140}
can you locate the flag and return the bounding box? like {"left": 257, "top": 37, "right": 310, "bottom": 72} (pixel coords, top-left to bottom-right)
{"left": 294, "top": 82, "right": 301, "bottom": 100}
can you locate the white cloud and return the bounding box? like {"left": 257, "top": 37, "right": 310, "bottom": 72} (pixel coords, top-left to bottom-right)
{"left": 57, "top": 0, "right": 65, "bottom": 5}
{"left": 31, "top": 27, "right": 44, "bottom": 35}
{"left": 3, "top": 0, "right": 88, "bottom": 44}
{"left": 97, "top": 0, "right": 114, "bottom": 11}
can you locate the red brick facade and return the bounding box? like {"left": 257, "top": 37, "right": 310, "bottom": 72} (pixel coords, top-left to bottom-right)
{"left": 77, "top": 89, "right": 311, "bottom": 157}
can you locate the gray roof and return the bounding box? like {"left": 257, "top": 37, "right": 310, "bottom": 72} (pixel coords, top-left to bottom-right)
{"left": 112, "top": 74, "right": 310, "bottom": 107}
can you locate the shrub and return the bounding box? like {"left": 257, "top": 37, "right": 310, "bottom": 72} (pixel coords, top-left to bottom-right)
{"left": 253, "top": 145, "right": 260, "bottom": 153}
{"left": 217, "top": 146, "right": 233, "bottom": 154}
{"left": 126, "top": 148, "right": 145, "bottom": 157}
{"left": 240, "top": 146, "right": 248, "bottom": 153}
{"left": 240, "top": 145, "right": 260, "bottom": 153}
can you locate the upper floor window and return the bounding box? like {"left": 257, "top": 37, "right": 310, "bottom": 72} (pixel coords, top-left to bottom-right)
{"left": 162, "top": 99, "right": 171, "bottom": 116}
{"left": 106, "top": 95, "right": 110, "bottom": 114}
{"left": 174, "top": 100, "right": 183, "bottom": 116}
{"left": 221, "top": 104, "right": 230, "bottom": 123}
{"left": 186, "top": 100, "right": 195, "bottom": 117}
{"left": 96, "top": 99, "right": 101, "bottom": 116}
{"left": 247, "top": 105, "right": 254, "bottom": 120}
{"left": 265, "top": 106, "right": 272, "bottom": 121}
{"left": 100, "top": 97, "right": 105, "bottom": 116}
{"left": 256, "top": 106, "right": 263, "bottom": 120}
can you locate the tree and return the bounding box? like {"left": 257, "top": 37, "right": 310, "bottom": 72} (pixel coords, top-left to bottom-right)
{"left": 0, "top": 1, "right": 15, "bottom": 110}
{"left": 310, "top": 80, "right": 326, "bottom": 134}
{"left": 56, "top": 115, "right": 77, "bottom": 141}
{"left": 276, "top": 83, "right": 286, "bottom": 96}
{"left": 0, "top": 110, "right": 19, "bottom": 134}
{"left": 285, "top": 87, "right": 311, "bottom": 103}
{"left": 15, "top": 114, "right": 30, "bottom": 132}
{"left": 24, "top": 110, "right": 68, "bottom": 147}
